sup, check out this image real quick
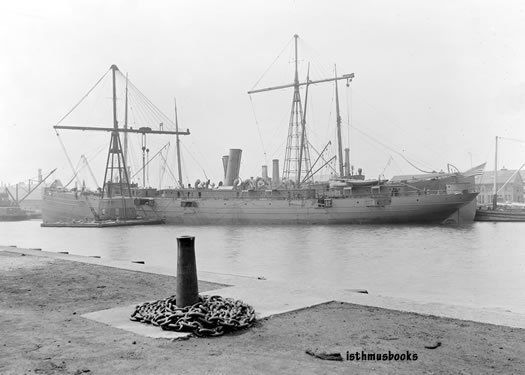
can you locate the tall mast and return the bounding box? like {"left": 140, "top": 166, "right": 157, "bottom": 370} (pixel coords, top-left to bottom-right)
{"left": 297, "top": 63, "right": 310, "bottom": 186}
{"left": 124, "top": 73, "right": 129, "bottom": 173}
{"left": 101, "top": 64, "right": 132, "bottom": 198}
{"left": 174, "top": 98, "right": 183, "bottom": 188}
{"left": 54, "top": 64, "right": 192, "bottom": 200}
{"left": 112, "top": 65, "right": 118, "bottom": 130}
{"left": 283, "top": 34, "right": 310, "bottom": 186}
{"left": 247, "top": 35, "right": 354, "bottom": 184}
{"left": 493, "top": 136, "right": 498, "bottom": 209}
{"left": 335, "top": 64, "right": 344, "bottom": 177}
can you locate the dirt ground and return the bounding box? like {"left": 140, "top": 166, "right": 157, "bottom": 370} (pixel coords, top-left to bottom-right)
{"left": 1, "top": 251, "right": 524, "bottom": 374}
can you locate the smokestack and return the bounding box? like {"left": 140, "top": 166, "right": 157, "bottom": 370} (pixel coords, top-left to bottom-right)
{"left": 272, "top": 159, "right": 280, "bottom": 187}
{"left": 38, "top": 169, "right": 43, "bottom": 183}
{"left": 221, "top": 155, "right": 229, "bottom": 182}
{"left": 225, "top": 149, "right": 242, "bottom": 186}
{"left": 344, "top": 148, "right": 350, "bottom": 177}
{"left": 262, "top": 165, "right": 268, "bottom": 180}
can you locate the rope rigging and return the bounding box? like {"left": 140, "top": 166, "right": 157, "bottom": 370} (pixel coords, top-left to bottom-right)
{"left": 54, "top": 68, "right": 111, "bottom": 127}
{"left": 250, "top": 37, "right": 293, "bottom": 91}
{"left": 248, "top": 95, "right": 267, "bottom": 164}
{"left": 345, "top": 119, "right": 436, "bottom": 174}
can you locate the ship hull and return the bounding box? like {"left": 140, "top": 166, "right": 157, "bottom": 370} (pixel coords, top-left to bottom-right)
{"left": 150, "top": 192, "right": 477, "bottom": 225}
{"left": 42, "top": 191, "right": 95, "bottom": 223}
{"left": 42, "top": 190, "right": 477, "bottom": 225}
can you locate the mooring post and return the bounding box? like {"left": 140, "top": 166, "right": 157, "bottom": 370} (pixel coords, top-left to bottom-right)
{"left": 176, "top": 235, "right": 199, "bottom": 307}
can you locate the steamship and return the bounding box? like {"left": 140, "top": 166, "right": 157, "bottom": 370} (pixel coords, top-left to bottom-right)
{"left": 42, "top": 37, "right": 478, "bottom": 225}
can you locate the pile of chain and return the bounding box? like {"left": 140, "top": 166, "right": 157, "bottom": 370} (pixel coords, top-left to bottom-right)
{"left": 130, "top": 295, "right": 256, "bottom": 337}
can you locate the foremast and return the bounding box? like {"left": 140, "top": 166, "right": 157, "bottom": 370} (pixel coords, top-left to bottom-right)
{"left": 101, "top": 64, "right": 131, "bottom": 199}
{"left": 54, "top": 64, "right": 191, "bottom": 200}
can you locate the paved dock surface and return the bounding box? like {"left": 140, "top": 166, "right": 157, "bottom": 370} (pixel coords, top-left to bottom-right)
{"left": 1, "top": 250, "right": 525, "bottom": 374}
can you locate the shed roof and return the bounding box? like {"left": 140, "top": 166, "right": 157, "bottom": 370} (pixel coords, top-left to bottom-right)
{"left": 475, "top": 169, "right": 524, "bottom": 185}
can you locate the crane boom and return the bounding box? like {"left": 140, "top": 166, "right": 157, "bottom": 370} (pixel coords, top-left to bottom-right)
{"left": 54, "top": 125, "right": 189, "bottom": 135}
{"left": 247, "top": 73, "right": 354, "bottom": 94}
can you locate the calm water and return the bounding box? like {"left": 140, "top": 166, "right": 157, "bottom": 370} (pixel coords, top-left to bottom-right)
{"left": 1, "top": 221, "right": 524, "bottom": 313}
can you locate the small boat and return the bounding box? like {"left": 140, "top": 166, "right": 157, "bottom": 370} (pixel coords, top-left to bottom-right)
{"left": 1, "top": 170, "right": 55, "bottom": 221}
{"left": 41, "top": 217, "right": 164, "bottom": 228}
{"left": 0, "top": 193, "right": 29, "bottom": 221}
{"left": 474, "top": 136, "right": 525, "bottom": 222}
{"left": 475, "top": 206, "right": 525, "bottom": 222}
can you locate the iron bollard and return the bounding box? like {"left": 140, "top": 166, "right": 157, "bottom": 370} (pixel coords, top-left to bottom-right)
{"left": 176, "top": 235, "right": 199, "bottom": 307}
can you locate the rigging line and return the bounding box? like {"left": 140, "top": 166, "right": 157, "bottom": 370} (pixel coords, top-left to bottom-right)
{"left": 64, "top": 156, "right": 84, "bottom": 188}
{"left": 122, "top": 78, "right": 160, "bottom": 126}
{"left": 390, "top": 157, "right": 405, "bottom": 175}
{"left": 308, "top": 141, "right": 337, "bottom": 174}
{"left": 498, "top": 136, "right": 525, "bottom": 144}
{"left": 250, "top": 37, "right": 293, "bottom": 91}
{"left": 130, "top": 142, "right": 170, "bottom": 179}
{"left": 159, "top": 150, "right": 181, "bottom": 188}
{"left": 54, "top": 68, "right": 111, "bottom": 126}
{"left": 130, "top": 86, "right": 163, "bottom": 126}
{"left": 180, "top": 142, "right": 209, "bottom": 181}
{"left": 128, "top": 91, "right": 151, "bottom": 127}
{"left": 352, "top": 89, "right": 441, "bottom": 165}
{"left": 298, "top": 39, "right": 334, "bottom": 78}
{"left": 345, "top": 84, "right": 351, "bottom": 148}
{"left": 132, "top": 85, "right": 176, "bottom": 132}
{"left": 54, "top": 130, "right": 81, "bottom": 184}
{"left": 347, "top": 120, "right": 436, "bottom": 174}
{"left": 128, "top": 87, "right": 154, "bottom": 126}
{"left": 248, "top": 95, "right": 267, "bottom": 163}
{"left": 380, "top": 155, "right": 394, "bottom": 177}
{"left": 83, "top": 143, "right": 108, "bottom": 163}
{"left": 124, "top": 76, "right": 176, "bottom": 128}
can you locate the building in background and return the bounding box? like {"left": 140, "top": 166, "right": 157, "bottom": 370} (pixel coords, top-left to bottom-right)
{"left": 475, "top": 168, "right": 524, "bottom": 205}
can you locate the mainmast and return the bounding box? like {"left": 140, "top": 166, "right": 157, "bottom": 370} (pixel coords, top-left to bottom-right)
{"left": 123, "top": 73, "right": 129, "bottom": 176}
{"left": 174, "top": 98, "right": 183, "bottom": 188}
{"left": 282, "top": 34, "right": 310, "bottom": 185}
{"left": 248, "top": 34, "right": 354, "bottom": 187}
{"left": 297, "top": 63, "right": 311, "bottom": 185}
{"left": 334, "top": 65, "right": 344, "bottom": 177}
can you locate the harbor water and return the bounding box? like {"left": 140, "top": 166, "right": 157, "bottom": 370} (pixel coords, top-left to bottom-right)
{"left": 1, "top": 221, "right": 524, "bottom": 314}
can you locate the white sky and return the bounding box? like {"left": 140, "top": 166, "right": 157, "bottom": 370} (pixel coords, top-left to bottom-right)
{"left": 2, "top": 0, "right": 525, "bottom": 187}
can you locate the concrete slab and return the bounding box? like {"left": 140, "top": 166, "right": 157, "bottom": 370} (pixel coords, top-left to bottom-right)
{"left": 333, "top": 290, "right": 525, "bottom": 329}
{"left": 82, "top": 304, "right": 191, "bottom": 340}
{"left": 204, "top": 285, "right": 330, "bottom": 319}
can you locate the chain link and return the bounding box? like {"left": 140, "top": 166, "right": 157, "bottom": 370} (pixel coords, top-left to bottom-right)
{"left": 130, "top": 295, "right": 256, "bottom": 337}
